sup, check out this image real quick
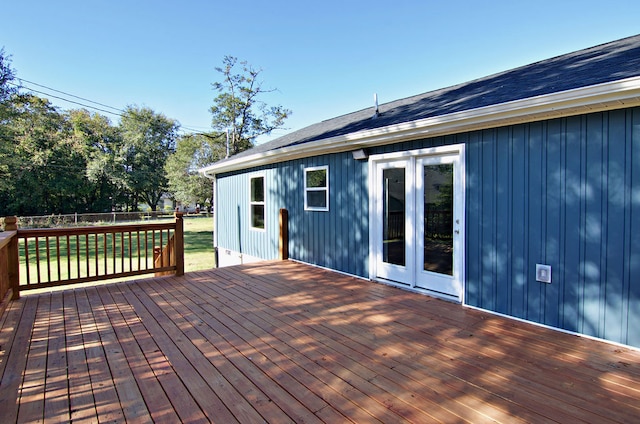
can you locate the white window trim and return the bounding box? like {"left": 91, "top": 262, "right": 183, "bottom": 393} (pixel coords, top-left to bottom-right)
{"left": 249, "top": 172, "right": 266, "bottom": 231}
{"left": 304, "top": 165, "right": 329, "bottom": 211}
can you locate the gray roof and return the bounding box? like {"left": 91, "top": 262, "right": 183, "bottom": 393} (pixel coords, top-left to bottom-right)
{"left": 216, "top": 34, "right": 640, "bottom": 165}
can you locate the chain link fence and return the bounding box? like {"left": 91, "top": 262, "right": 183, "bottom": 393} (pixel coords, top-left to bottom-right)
{"left": 2, "top": 211, "right": 180, "bottom": 230}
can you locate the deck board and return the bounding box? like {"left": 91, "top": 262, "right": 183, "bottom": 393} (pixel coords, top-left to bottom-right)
{"left": 1, "top": 295, "right": 39, "bottom": 424}
{"left": 74, "top": 286, "right": 125, "bottom": 423}
{"left": 147, "top": 278, "right": 326, "bottom": 424}
{"left": 120, "top": 281, "right": 240, "bottom": 423}
{"left": 108, "top": 283, "right": 209, "bottom": 424}
{"left": 208, "top": 270, "right": 475, "bottom": 422}
{"left": 1, "top": 260, "right": 640, "bottom": 423}
{"left": 223, "top": 267, "right": 548, "bottom": 423}
{"left": 17, "top": 295, "right": 48, "bottom": 423}
{"left": 134, "top": 278, "right": 294, "bottom": 423}
{"left": 63, "top": 290, "right": 98, "bottom": 424}
{"left": 98, "top": 284, "right": 181, "bottom": 424}
{"left": 177, "top": 272, "right": 395, "bottom": 423}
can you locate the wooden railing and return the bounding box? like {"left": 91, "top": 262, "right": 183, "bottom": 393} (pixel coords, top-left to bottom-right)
{"left": 0, "top": 217, "right": 19, "bottom": 315}
{"left": 0, "top": 213, "right": 184, "bottom": 300}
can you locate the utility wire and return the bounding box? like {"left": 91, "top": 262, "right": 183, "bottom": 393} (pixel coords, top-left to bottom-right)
{"left": 10, "top": 78, "right": 215, "bottom": 136}
{"left": 9, "top": 81, "right": 125, "bottom": 118}
{"left": 17, "top": 78, "right": 125, "bottom": 113}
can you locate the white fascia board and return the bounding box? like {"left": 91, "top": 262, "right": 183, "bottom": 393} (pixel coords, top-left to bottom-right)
{"left": 200, "top": 76, "right": 640, "bottom": 178}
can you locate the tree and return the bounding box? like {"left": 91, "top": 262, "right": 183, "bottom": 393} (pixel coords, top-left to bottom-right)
{"left": 0, "top": 48, "right": 187, "bottom": 216}
{"left": 6, "top": 94, "right": 84, "bottom": 215}
{"left": 0, "top": 48, "right": 18, "bottom": 211}
{"left": 0, "top": 47, "right": 17, "bottom": 102}
{"left": 1, "top": 52, "right": 99, "bottom": 215}
{"left": 68, "top": 109, "right": 124, "bottom": 211}
{"left": 118, "top": 106, "right": 179, "bottom": 211}
{"left": 210, "top": 56, "right": 291, "bottom": 156}
{"left": 165, "top": 132, "right": 225, "bottom": 208}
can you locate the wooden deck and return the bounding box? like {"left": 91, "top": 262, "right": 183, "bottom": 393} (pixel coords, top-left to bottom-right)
{"left": 1, "top": 261, "right": 639, "bottom": 423}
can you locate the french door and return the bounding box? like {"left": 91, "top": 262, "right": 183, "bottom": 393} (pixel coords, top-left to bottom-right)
{"left": 371, "top": 146, "right": 464, "bottom": 301}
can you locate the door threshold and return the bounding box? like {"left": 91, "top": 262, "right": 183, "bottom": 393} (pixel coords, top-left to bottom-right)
{"left": 373, "top": 277, "right": 461, "bottom": 303}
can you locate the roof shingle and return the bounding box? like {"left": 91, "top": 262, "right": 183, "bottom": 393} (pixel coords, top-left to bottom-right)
{"left": 217, "top": 34, "right": 640, "bottom": 164}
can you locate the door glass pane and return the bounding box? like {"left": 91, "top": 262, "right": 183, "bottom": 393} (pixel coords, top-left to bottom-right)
{"left": 423, "top": 164, "right": 453, "bottom": 275}
{"left": 382, "top": 168, "right": 405, "bottom": 266}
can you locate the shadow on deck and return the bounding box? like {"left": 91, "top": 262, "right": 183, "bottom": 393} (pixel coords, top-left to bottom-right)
{"left": 1, "top": 261, "right": 639, "bottom": 423}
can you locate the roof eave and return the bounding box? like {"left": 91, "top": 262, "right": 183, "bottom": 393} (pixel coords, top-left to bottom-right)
{"left": 200, "top": 76, "right": 640, "bottom": 178}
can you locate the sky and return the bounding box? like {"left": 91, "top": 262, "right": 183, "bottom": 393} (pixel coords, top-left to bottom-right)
{"left": 2, "top": 1, "right": 639, "bottom": 143}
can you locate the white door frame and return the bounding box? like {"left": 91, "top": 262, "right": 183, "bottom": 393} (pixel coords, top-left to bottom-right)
{"left": 369, "top": 144, "right": 466, "bottom": 303}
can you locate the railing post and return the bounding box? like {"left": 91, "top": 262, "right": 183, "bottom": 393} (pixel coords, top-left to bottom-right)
{"left": 5, "top": 216, "right": 20, "bottom": 300}
{"left": 174, "top": 212, "right": 184, "bottom": 276}
{"left": 279, "top": 208, "right": 288, "bottom": 260}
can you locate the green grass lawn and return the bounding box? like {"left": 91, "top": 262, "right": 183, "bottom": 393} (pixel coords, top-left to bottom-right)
{"left": 182, "top": 216, "right": 216, "bottom": 272}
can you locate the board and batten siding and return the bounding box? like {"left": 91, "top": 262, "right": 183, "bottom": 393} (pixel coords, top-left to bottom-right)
{"left": 216, "top": 152, "right": 370, "bottom": 277}
{"left": 216, "top": 167, "right": 278, "bottom": 262}
{"left": 465, "top": 107, "right": 640, "bottom": 347}
{"left": 215, "top": 106, "right": 640, "bottom": 348}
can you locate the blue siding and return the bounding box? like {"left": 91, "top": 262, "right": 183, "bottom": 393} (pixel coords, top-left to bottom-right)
{"left": 281, "top": 153, "right": 369, "bottom": 276}
{"left": 629, "top": 109, "right": 640, "bottom": 347}
{"left": 465, "top": 108, "right": 640, "bottom": 347}
{"left": 217, "top": 167, "right": 280, "bottom": 260}
{"left": 215, "top": 106, "right": 640, "bottom": 347}
{"left": 217, "top": 152, "right": 370, "bottom": 277}
{"left": 562, "top": 117, "right": 583, "bottom": 333}
{"left": 496, "top": 127, "right": 511, "bottom": 316}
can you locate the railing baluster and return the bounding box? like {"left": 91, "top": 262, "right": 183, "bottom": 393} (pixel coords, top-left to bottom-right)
{"left": 137, "top": 230, "right": 141, "bottom": 271}
{"left": 146, "top": 231, "right": 149, "bottom": 268}
{"left": 24, "top": 239, "right": 31, "bottom": 285}
{"left": 159, "top": 230, "right": 163, "bottom": 268}
{"left": 94, "top": 233, "right": 99, "bottom": 276}
{"left": 152, "top": 230, "right": 156, "bottom": 269}
{"left": 120, "top": 231, "right": 124, "bottom": 273}
{"left": 168, "top": 229, "right": 173, "bottom": 266}
{"left": 103, "top": 233, "right": 107, "bottom": 276}
{"left": 76, "top": 235, "right": 80, "bottom": 279}
{"left": 128, "top": 231, "right": 132, "bottom": 272}
{"left": 85, "top": 234, "right": 89, "bottom": 278}
{"left": 165, "top": 230, "right": 169, "bottom": 267}
{"left": 112, "top": 231, "right": 116, "bottom": 274}
{"left": 167, "top": 230, "right": 171, "bottom": 263}
{"left": 66, "top": 235, "right": 71, "bottom": 281}
{"left": 46, "top": 236, "right": 51, "bottom": 283}
{"left": 35, "top": 236, "right": 41, "bottom": 284}
{"left": 55, "top": 235, "right": 61, "bottom": 281}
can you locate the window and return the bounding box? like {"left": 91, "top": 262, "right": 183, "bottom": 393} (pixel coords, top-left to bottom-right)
{"left": 250, "top": 175, "right": 265, "bottom": 230}
{"left": 304, "top": 166, "right": 329, "bottom": 211}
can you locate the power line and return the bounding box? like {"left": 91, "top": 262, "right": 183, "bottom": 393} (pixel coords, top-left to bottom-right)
{"left": 9, "top": 81, "right": 125, "bottom": 118}
{"left": 9, "top": 77, "right": 216, "bottom": 137}
{"left": 17, "top": 78, "right": 125, "bottom": 113}
{"left": 179, "top": 125, "right": 212, "bottom": 134}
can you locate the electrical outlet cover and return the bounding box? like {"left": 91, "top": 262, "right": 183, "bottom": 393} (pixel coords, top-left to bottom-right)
{"left": 536, "top": 264, "right": 552, "bottom": 283}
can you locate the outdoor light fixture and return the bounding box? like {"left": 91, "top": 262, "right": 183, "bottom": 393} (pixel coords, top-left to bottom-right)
{"left": 352, "top": 149, "right": 368, "bottom": 160}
